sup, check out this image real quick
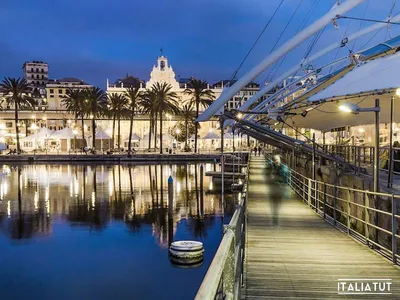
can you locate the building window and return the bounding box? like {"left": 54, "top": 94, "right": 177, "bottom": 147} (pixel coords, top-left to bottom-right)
{"left": 41, "top": 69, "right": 44, "bottom": 73}
{"left": 36, "top": 68, "right": 39, "bottom": 72}
{"left": 50, "top": 89, "right": 54, "bottom": 93}
{"left": 50, "top": 95, "right": 54, "bottom": 98}
{"left": 31, "top": 68, "right": 34, "bottom": 72}
{"left": 6, "top": 122, "right": 12, "bottom": 128}
{"left": 58, "top": 89, "right": 62, "bottom": 94}
{"left": 42, "top": 75, "right": 44, "bottom": 79}
{"left": 36, "top": 75, "right": 39, "bottom": 78}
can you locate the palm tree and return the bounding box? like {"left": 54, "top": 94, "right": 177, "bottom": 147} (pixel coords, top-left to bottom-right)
{"left": 108, "top": 93, "right": 126, "bottom": 149}
{"left": 63, "top": 88, "right": 87, "bottom": 144}
{"left": 184, "top": 79, "right": 215, "bottom": 153}
{"left": 181, "top": 103, "right": 195, "bottom": 150}
{"left": 0, "top": 77, "right": 37, "bottom": 153}
{"left": 150, "top": 82, "right": 180, "bottom": 154}
{"left": 85, "top": 87, "right": 107, "bottom": 149}
{"left": 140, "top": 91, "right": 157, "bottom": 150}
{"left": 124, "top": 87, "right": 142, "bottom": 153}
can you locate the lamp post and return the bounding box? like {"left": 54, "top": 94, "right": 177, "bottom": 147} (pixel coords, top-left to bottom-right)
{"left": 339, "top": 101, "right": 381, "bottom": 192}
{"left": 388, "top": 90, "right": 399, "bottom": 188}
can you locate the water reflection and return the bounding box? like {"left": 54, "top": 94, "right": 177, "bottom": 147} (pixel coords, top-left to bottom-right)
{"left": 0, "top": 163, "right": 234, "bottom": 246}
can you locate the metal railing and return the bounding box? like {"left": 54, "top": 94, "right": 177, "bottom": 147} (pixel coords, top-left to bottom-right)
{"left": 195, "top": 176, "right": 248, "bottom": 299}
{"left": 287, "top": 166, "right": 400, "bottom": 265}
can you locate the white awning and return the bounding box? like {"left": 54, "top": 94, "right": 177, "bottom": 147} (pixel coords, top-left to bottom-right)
{"left": 310, "top": 52, "right": 400, "bottom": 102}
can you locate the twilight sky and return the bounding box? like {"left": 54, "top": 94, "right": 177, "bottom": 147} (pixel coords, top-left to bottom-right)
{"left": 0, "top": 0, "right": 397, "bottom": 88}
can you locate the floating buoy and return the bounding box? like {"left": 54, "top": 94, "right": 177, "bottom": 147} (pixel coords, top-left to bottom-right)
{"left": 169, "top": 241, "right": 204, "bottom": 266}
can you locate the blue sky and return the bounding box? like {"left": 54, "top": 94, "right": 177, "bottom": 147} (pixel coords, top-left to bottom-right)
{"left": 0, "top": 0, "right": 397, "bottom": 87}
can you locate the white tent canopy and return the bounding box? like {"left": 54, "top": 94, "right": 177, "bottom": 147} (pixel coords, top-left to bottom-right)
{"left": 22, "top": 127, "right": 55, "bottom": 141}
{"left": 310, "top": 51, "right": 400, "bottom": 103}
{"left": 124, "top": 133, "right": 141, "bottom": 141}
{"left": 203, "top": 131, "right": 219, "bottom": 139}
{"left": 52, "top": 127, "right": 82, "bottom": 139}
{"left": 95, "top": 127, "right": 111, "bottom": 139}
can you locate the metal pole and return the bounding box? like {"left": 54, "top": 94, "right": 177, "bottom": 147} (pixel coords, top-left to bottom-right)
{"left": 168, "top": 175, "right": 173, "bottom": 219}
{"left": 200, "top": 165, "right": 204, "bottom": 218}
{"left": 388, "top": 96, "right": 394, "bottom": 188}
{"left": 374, "top": 98, "right": 380, "bottom": 193}
{"left": 220, "top": 118, "right": 225, "bottom": 217}
{"left": 392, "top": 195, "right": 397, "bottom": 264}
{"left": 312, "top": 133, "right": 316, "bottom": 181}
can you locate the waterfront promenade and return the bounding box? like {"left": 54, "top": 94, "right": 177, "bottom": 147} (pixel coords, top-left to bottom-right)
{"left": 245, "top": 157, "right": 400, "bottom": 299}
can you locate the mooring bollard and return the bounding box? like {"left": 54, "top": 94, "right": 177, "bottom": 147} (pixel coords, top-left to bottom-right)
{"left": 168, "top": 175, "right": 173, "bottom": 219}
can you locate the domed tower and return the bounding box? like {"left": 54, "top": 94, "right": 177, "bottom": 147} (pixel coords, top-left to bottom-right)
{"left": 146, "top": 55, "right": 179, "bottom": 90}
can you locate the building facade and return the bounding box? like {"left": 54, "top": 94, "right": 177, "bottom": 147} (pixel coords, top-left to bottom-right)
{"left": 22, "top": 61, "right": 49, "bottom": 88}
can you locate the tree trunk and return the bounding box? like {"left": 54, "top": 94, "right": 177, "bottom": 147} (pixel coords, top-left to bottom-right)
{"left": 117, "top": 116, "right": 121, "bottom": 149}
{"left": 185, "top": 121, "right": 188, "bottom": 149}
{"left": 195, "top": 101, "right": 199, "bottom": 154}
{"left": 159, "top": 113, "right": 163, "bottom": 154}
{"left": 128, "top": 111, "right": 134, "bottom": 153}
{"left": 81, "top": 116, "right": 85, "bottom": 146}
{"left": 112, "top": 113, "right": 116, "bottom": 150}
{"left": 154, "top": 114, "right": 157, "bottom": 150}
{"left": 148, "top": 116, "right": 152, "bottom": 150}
{"left": 92, "top": 118, "right": 96, "bottom": 149}
{"left": 15, "top": 103, "right": 20, "bottom": 153}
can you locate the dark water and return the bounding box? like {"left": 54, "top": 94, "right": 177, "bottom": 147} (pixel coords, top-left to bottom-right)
{"left": 0, "top": 163, "right": 238, "bottom": 300}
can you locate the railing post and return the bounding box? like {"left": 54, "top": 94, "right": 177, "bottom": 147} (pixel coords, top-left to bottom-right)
{"left": 308, "top": 178, "right": 312, "bottom": 207}
{"left": 347, "top": 189, "right": 351, "bottom": 235}
{"left": 315, "top": 181, "right": 318, "bottom": 213}
{"left": 392, "top": 195, "right": 397, "bottom": 265}
{"left": 334, "top": 185, "right": 337, "bottom": 226}
{"left": 365, "top": 193, "right": 370, "bottom": 243}
{"left": 323, "top": 183, "right": 327, "bottom": 219}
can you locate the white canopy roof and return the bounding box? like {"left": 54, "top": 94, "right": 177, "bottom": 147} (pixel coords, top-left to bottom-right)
{"left": 310, "top": 52, "right": 400, "bottom": 102}
{"left": 95, "top": 127, "right": 111, "bottom": 139}
{"left": 52, "top": 127, "right": 82, "bottom": 139}
{"left": 203, "top": 131, "right": 219, "bottom": 140}
{"left": 21, "top": 127, "right": 55, "bottom": 141}
{"left": 124, "top": 133, "right": 141, "bottom": 141}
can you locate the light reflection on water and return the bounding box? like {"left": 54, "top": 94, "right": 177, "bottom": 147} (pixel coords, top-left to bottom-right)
{"left": 0, "top": 163, "right": 237, "bottom": 300}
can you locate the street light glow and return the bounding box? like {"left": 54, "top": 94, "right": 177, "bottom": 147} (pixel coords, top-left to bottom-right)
{"left": 237, "top": 113, "right": 243, "bottom": 119}
{"left": 339, "top": 104, "right": 353, "bottom": 113}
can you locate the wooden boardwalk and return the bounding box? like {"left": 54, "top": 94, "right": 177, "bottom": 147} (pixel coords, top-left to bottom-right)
{"left": 245, "top": 156, "right": 400, "bottom": 299}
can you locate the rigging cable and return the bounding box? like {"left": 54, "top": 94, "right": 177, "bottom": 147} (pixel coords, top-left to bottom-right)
{"left": 228, "top": 0, "right": 285, "bottom": 84}
{"left": 262, "top": 0, "right": 305, "bottom": 83}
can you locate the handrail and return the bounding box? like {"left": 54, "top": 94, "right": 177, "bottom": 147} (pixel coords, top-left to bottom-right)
{"left": 195, "top": 157, "right": 249, "bottom": 300}
{"left": 285, "top": 162, "right": 400, "bottom": 265}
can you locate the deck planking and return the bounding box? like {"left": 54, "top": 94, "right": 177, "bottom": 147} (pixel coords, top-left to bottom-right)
{"left": 245, "top": 156, "right": 400, "bottom": 299}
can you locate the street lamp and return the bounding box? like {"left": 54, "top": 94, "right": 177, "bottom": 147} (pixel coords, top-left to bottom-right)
{"left": 388, "top": 89, "right": 400, "bottom": 187}
{"left": 339, "top": 101, "right": 380, "bottom": 192}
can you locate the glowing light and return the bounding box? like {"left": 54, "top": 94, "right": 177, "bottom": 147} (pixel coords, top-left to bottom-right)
{"left": 34, "top": 191, "right": 39, "bottom": 211}
{"left": 176, "top": 128, "right": 181, "bottom": 134}
{"left": 176, "top": 181, "right": 181, "bottom": 193}
{"left": 73, "top": 129, "right": 78, "bottom": 135}
{"left": 209, "top": 181, "right": 213, "bottom": 191}
{"left": 42, "top": 116, "right": 47, "bottom": 121}
{"left": 91, "top": 191, "right": 96, "bottom": 208}
{"left": 237, "top": 113, "right": 243, "bottom": 119}
{"left": 396, "top": 88, "right": 400, "bottom": 97}
{"left": 358, "top": 128, "right": 365, "bottom": 133}
{"left": 30, "top": 123, "right": 38, "bottom": 130}
{"left": 7, "top": 200, "right": 11, "bottom": 217}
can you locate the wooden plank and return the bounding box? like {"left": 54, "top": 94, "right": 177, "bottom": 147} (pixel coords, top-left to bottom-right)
{"left": 245, "top": 157, "right": 400, "bottom": 299}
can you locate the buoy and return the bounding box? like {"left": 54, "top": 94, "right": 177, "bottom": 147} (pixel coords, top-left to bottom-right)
{"left": 169, "top": 241, "right": 204, "bottom": 266}
{"left": 170, "top": 240, "right": 203, "bottom": 252}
